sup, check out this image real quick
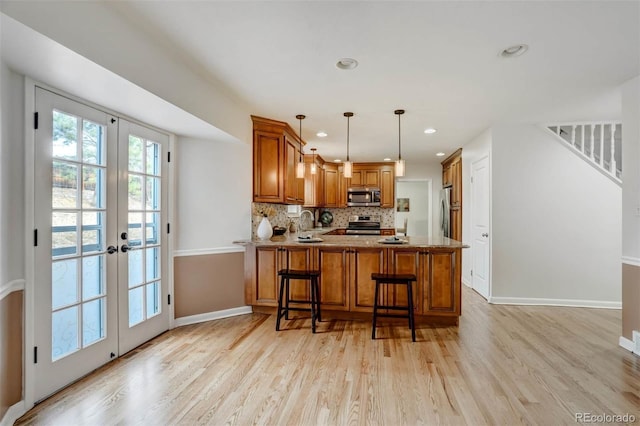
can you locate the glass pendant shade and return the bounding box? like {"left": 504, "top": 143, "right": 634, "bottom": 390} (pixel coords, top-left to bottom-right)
{"left": 296, "top": 114, "right": 306, "bottom": 179}
{"left": 395, "top": 109, "right": 406, "bottom": 177}
{"left": 343, "top": 161, "right": 353, "bottom": 178}
{"left": 395, "top": 159, "right": 405, "bottom": 177}
{"left": 310, "top": 148, "right": 317, "bottom": 175}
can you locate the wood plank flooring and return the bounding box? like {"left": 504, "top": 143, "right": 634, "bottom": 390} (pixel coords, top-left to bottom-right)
{"left": 16, "top": 286, "right": 640, "bottom": 425}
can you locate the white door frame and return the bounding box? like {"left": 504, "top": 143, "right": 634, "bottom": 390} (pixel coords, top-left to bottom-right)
{"left": 23, "top": 78, "right": 176, "bottom": 409}
{"left": 395, "top": 178, "right": 433, "bottom": 237}
{"left": 470, "top": 154, "right": 492, "bottom": 300}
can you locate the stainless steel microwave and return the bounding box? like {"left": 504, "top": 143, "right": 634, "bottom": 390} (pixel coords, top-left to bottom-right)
{"left": 347, "top": 187, "right": 381, "bottom": 207}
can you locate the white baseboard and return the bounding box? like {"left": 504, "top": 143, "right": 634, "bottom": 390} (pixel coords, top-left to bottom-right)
{"left": 622, "top": 256, "right": 640, "bottom": 267}
{"left": 462, "top": 277, "right": 472, "bottom": 288}
{"left": 489, "top": 296, "right": 621, "bottom": 309}
{"left": 1, "top": 400, "right": 26, "bottom": 426}
{"left": 173, "top": 306, "right": 253, "bottom": 327}
{"left": 619, "top": 336, "right": 635, "bottom": 353}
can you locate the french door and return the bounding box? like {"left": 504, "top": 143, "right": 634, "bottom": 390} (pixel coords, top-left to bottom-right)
{"left": 33, "top": 88, "right": 169, "bottom": 401}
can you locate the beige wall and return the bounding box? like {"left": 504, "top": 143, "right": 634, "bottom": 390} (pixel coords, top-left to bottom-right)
{"left": 0, "top": 290, "right": 23, "bottom": 419}
{"left": 622, "top": 264, "right": 640, "bottom": 340}
{"left": 174, "top": 252, "right": 246, "bottom": 318}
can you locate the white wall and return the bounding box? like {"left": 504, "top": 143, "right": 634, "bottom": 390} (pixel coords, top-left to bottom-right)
{"left": 461, "top": 128, "right": 492, "bottom": 287}
{"left": 0, "top": 60, "right": 25, "bottom": 285}
{"left": 621, "top": 76, "right": 640, "bottom": 261}
{"left": 395, "top": 180, "right": 430, "bottom": 236}
{"left": 491, "top": 124, "right": 621, "bottom": 305}
{"left": 403, "top": 160, "right": 442, "bottom": 236}
{"left": 175, "top": 137, "right": 252, "bottom": 251}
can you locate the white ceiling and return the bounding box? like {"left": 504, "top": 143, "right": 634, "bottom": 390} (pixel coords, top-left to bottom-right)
{"left": 7, "top": 1, "right": 640, "bottom": 164}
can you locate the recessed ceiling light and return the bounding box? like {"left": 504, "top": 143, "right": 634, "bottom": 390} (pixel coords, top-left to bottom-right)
{"left": 436, "top": 152, "right": 446, "bottom": 157}
{"left": 316, "top": 131, "right": 328, "bottom": 138}
{"left": 424, "top": 128, "right": 437, "bottom": 134}
{"left": 500, "top": 44, "right": 529, "bottom": 58}
{"left": 336, "top": 58, "right": 358, "bottom": 70}
{"left": 334, "top": 159, "right": 342, "bottom": 163}
{"left": 383, "top": 158, "right": 392, "bottom": 162}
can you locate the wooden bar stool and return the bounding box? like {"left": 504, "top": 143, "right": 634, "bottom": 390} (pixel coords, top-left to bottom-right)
{"left": 276, "top": 269, "right": 322, "bottom": 333}
{"left": 371, "top": 273, "right": 417, "bottom": 342}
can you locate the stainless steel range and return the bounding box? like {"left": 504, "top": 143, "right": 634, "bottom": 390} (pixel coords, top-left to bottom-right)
{"left": 346, "top": 215, "right": 381, "bottom": 235}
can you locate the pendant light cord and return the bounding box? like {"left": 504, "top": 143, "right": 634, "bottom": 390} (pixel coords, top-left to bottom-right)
{"left": 347, "top": 115, "right": 350, "bottom": 161}
{"left": 296, "top": 114, "right": 305, "bottom": 162}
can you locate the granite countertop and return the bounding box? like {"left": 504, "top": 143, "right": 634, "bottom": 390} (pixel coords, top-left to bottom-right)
{"left": 236, "top": 231, "right": 468, "bottom": 249}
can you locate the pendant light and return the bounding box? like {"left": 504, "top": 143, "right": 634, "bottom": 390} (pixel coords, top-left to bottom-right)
{"left": 343, "top": 112, "right": 354, "bottom": 178}
{"left": 395, "top": 109, "right": 405, "bottom": 177}
{"left": 310, "top": 148, "right": 317, "bottom": 175}
{"left": 296, "top": 114, "right": 305, "bottom": 179}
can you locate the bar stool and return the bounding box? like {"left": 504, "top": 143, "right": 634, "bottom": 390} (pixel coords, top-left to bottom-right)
{"left": 276, "top": 269, "right": 322, "bottom": 333}
{"left": 370, "top": 273, "right": 417, "bottom": 342}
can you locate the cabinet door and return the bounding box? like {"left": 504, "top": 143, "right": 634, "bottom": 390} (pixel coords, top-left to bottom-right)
{"left": 349, "top": 170, "right": 363, "bottom": 187}
{"left": 442, "top": 164, "right": 452, "bottom": 188}
{"left": 450, "top": 207, "right": 461, "bottom": 241}
{"left": 254, "top": 246, "right": 280, "bottom": 305}
{"left": 316, "top": 247, "right": 349, "bottom": 310}
{"left": 338, "top": 168, "right": 348, "bottom": 207}
{"left": 284, "top": 135, "right": 304, "bottom": 204}
{"left": 380, "top": 165, "right": 395, "bottom": 208}
{"left": 451, "top": 158, "right": 461, "bottom": 206}
{"left": 324, "top": 165, "right": 339, "bottom": 207}
{"left": 253, "top": 131, "right": 283, "bottom": 203}
{"left": 427, "top": 250, "right": 457, "bottom": 313}
{"left": 284, "top": 246, "right": 314, "bottom": 302}
{"left": 388, "top": 249, "right": 422, "bottom": 314}
{"left": 363, "top": 170, "right": 379, "bottom": 187}
{"left": 349, "top": 247, "right": 386, "bottom": 312}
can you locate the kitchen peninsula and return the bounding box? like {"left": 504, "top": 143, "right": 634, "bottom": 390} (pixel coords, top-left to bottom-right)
{"left": 244, "top": 234, "right": 466, "bottom": 325}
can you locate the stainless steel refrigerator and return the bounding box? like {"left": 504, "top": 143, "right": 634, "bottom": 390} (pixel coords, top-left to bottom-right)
{"left": 440, "top": 187, "right": 451, "bottom": 237}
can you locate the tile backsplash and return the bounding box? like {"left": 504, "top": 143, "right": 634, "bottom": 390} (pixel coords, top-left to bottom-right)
{"left": 251, "top": 202, "right": 395, "bottom": 238}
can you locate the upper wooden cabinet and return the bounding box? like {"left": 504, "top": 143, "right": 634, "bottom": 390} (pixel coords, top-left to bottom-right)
{"left": 337, "top": 162, "right": 395, "bottom": 208}
{"left": 252, "top": 116, "right": 305, "bottom": 204}
{"left": 442, "top": 148, "right": 462, "bottom": 241}
{"left": 303, "top": 153, "right": 325, "bottom": 207}
{"left": 323, "top": 163, "right": 339, "bottom": 208}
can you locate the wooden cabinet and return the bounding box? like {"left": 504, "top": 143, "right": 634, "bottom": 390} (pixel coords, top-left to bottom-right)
{"left": 252, "top": 116, "right": 305, "bottom": 205}
{"left": 252, "top": 246, "right": 313, "bottom": 306}
{"left": 441, "top": 149, "right": 462, "bottom": 241}
{"left": 379, "top": 165, "right": 395, "bottom": 208}
{"left": 349, "top": 247, "right": 386, "bottom": 312}
{"left": 303, "top": 154, "right": 324, "bottom": 207}
{"left": 315, "top": 246, "right": 350, "bottom": 311}
{"left": 323, "top": 163, "right": 339, "bottom": 208}
{"left": 246, "top": 244, "right": 461, "bottom": 322}
{"left": 338, "top": 163, "right": 395, "bottom": 208}
{"left": 426, "top": 250, "right": 459, "bottom": 314}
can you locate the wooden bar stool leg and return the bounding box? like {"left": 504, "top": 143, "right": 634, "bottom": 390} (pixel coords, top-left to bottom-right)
{"left": 372, "top": 280, "right": 380, "bottom": 340}
{"left": 284, "top": 277, "right": 290, "bottom": 320}
{"left": 407, "top": 281, "right": 416, "bottom": 342}
{"left": 276, "top": 274, "right": 286, "bottom": 331}
{"left": 314, "top": 277, "right": 322, "bottom": 322}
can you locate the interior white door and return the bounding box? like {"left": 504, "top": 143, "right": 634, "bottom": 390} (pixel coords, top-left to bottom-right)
{"left": 33, "top": 88, "right": 119, "bottom": 401}
{"left": 471, "top": 156, "right": 490, "bottom": 299}
{"left": 117, "top": 120, "right": 170, "bottom": 354}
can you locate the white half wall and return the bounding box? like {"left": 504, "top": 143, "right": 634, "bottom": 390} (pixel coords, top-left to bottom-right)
{"left": 175, "top": 137, "right": 252, "bottom": 251}
{"left": 622, "top": 76, "right": 640, "bottom": 260}
{"left": 0, "top": 60, "right": 25, "bottom": 285}
{"left": 461, "top": 129, "right": 492, "bottom": 287}
{"left": 491, "top": 124, "right": 621, "bottom": 303}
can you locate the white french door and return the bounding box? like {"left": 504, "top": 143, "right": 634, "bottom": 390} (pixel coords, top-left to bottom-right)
{"left": 33, "top": 88, "right": 169, "bottom": 402}
{"left": 116, "top": 120, "right": 169, "bottom": 354}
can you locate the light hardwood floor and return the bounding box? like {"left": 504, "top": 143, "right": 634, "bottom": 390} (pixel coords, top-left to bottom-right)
{"left": 17, "top": 286, "right": 640, "bottom": 425}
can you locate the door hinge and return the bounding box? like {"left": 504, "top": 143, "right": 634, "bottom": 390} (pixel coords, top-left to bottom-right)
{"left": 168, "top": 152, "right": 171, "bottom": 163}
{"left": 34, "top": 112, "right": 39, "bottom": 130}
{"left": 471, "top": 269, "right": 473, "bottom": 276}
{"left": 34, "top": 229, "right": 38, "bottom": 246}
{"left": 167, "top": 223, "right": 170, "bottom": 234}
{"left": 34, "top": 346, "right": 38, "bottom": 364}
{"left": 167, "top": 294, "right": 171, "bottom": 305}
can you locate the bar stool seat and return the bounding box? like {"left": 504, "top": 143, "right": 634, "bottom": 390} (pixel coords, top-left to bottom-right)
{"left": 276, "top": 269, "right": 321, "bottom": 333}
{"left": 371, "top": 273, "right": 417, "bottom": 342}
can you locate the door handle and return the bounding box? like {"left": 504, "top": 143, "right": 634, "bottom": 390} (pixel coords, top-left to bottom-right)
{"left": 107, "top": 245, "right": 118, "bottom": 254}
{"left": 482, "top": 233, "right": 489, "bottom": 237}
{"left": 121, "top": 244, "right": 131, "bottom": 253}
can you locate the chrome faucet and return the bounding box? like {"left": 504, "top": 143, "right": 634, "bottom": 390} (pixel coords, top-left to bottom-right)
{"left": 299, "top": 210, "right": 314, "bottom": 231}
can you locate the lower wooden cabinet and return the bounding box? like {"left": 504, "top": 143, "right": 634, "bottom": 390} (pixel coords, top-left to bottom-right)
{"left": 247, "top": 245, "right": 461, "bottom": 319}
